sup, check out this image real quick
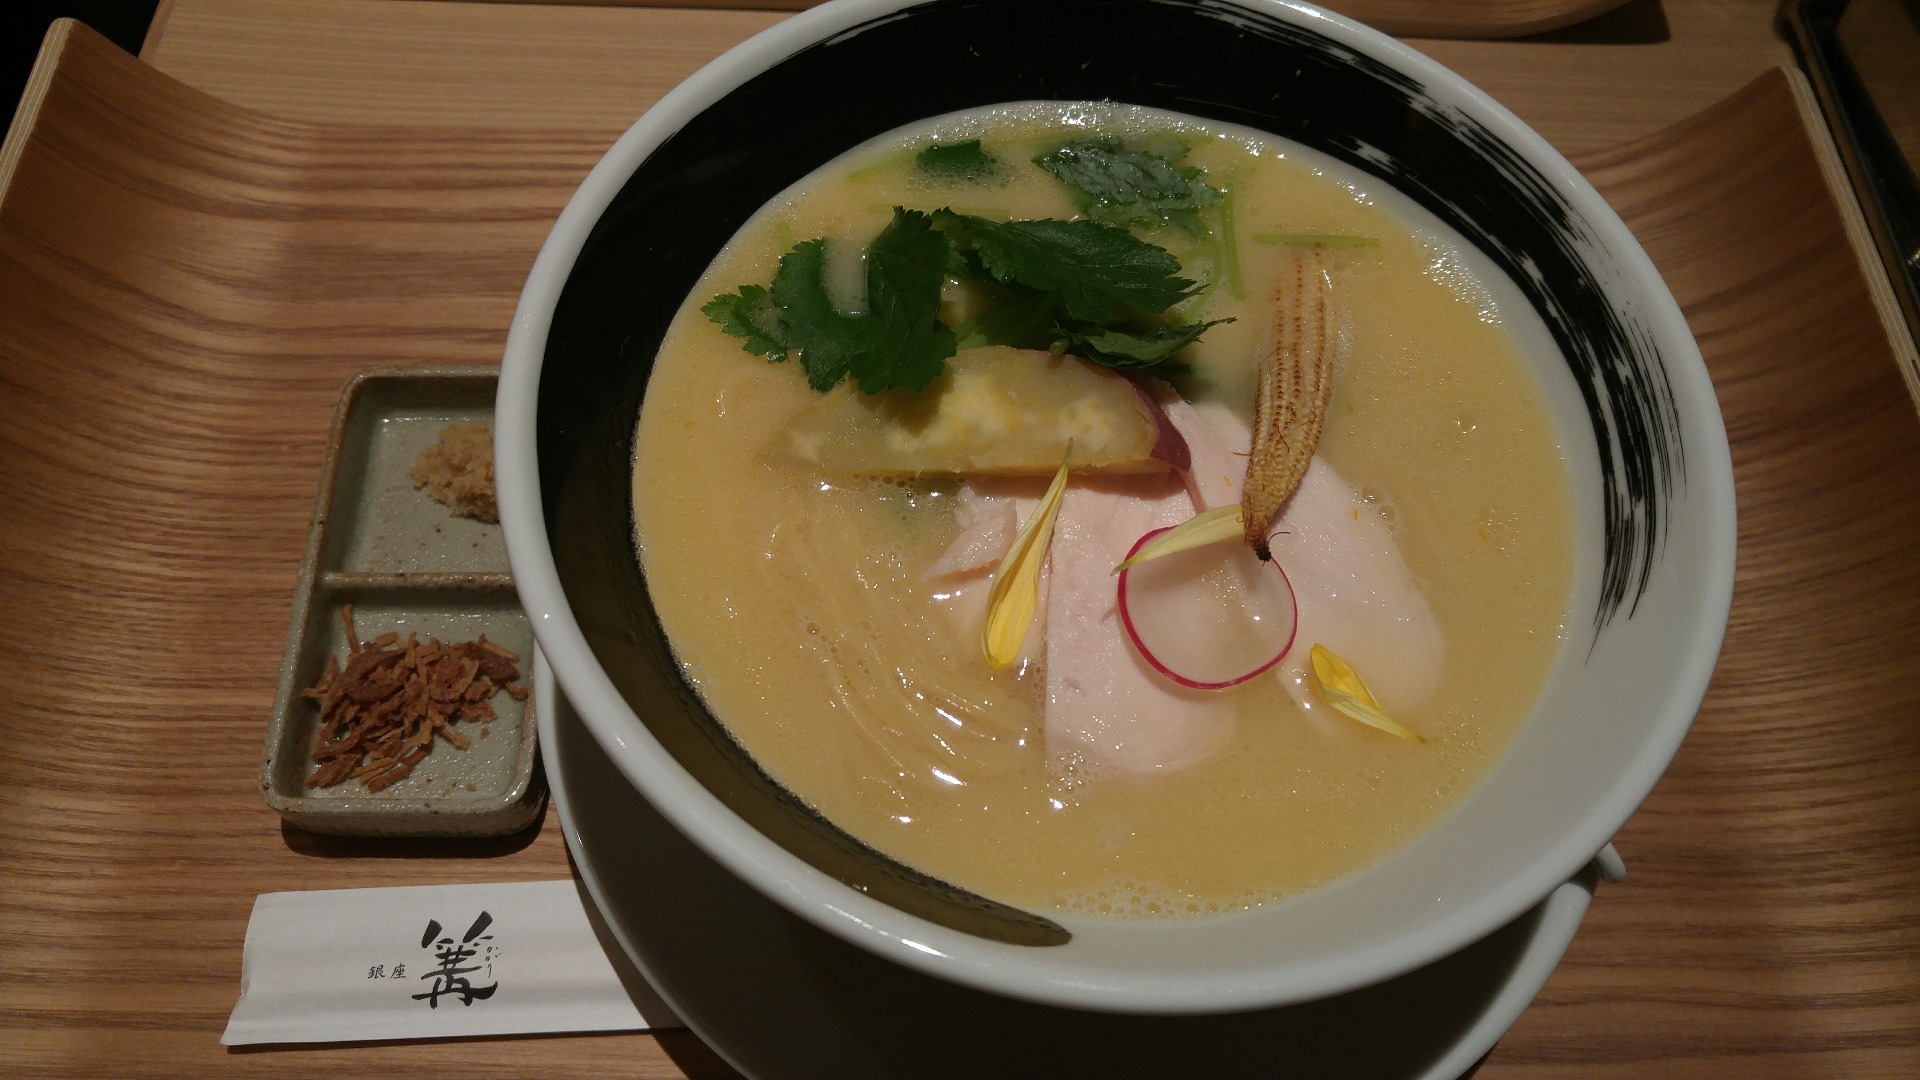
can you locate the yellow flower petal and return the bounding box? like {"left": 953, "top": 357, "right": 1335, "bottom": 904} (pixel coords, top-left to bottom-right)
{"left": 1309, "top": 643, "right": 1424, "bottom": 742}
{"left": 1111, "top": 504, "right": 1245, "bottom": 574}
{"left": 982, "top": 448, "right": 1072, "bottom": 670}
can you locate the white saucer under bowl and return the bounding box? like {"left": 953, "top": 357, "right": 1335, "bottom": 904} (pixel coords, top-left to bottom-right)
{"left": 537, "top": 650, "right": 1602, "bottom": 1080}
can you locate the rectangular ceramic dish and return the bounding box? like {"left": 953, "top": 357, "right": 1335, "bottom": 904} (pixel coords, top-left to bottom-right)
{"left": 260, "top": 367, "right": 543, "bottom": 836}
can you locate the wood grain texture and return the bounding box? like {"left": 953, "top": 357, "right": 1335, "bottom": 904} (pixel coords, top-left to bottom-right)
{"left": 1484, "top": 68, "right": 1920, "bottom": 1078}
{"left": 0, "top": 22, "right": 707, "bottom": 1079}
{"left": 3, "top": 13, "right": 1918, "bottom": 1080}
{"left": 140, "top": 0, "right": 1790, "bottom": 157}
{"left": 142, "top": 0, "right": 786, "bottom": 130}
{"left": 1332, "top": 0, "right": 1631, "bottom": 38}
{"left": 1414, "top": 0, "right": 1796, "bottom": 157}
{"left": 418, "top": 0, "right": 1637, "bottom": 38}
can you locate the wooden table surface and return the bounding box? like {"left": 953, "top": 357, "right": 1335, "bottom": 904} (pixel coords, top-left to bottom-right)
{"left": 138, "top": 0, "right": 1794, "bottom": 154}
{"left": 3, "top": 1, "right": 1918, "bottom": 1077}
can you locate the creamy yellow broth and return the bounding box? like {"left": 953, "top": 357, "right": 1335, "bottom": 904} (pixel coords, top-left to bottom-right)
{"left": 632, "top": 105, "right": 1573, "bottom": 916}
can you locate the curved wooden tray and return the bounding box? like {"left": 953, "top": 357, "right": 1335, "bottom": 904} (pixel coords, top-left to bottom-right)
{"left": 514, "top": 0, "right": 1640, "bottom": 38}
{"left": 2, "top": 20, "right": 1917, "bottom": 1080}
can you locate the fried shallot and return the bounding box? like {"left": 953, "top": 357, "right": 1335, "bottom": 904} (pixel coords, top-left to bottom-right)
{"left": 302, "top": 605, "right": 526, "bottom": 792}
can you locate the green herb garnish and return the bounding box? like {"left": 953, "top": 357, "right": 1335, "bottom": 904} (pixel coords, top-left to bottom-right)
{"left": 699, "top": 285, "right": 787, "bottom": 362}
{"left": 932, "top": 210, "right": 1197, "bottom": 320}
{"left": 1058, "top": 320, "right": 1231, "bottom": 370}
{"left": 1034, "top": 139, "right": 1222, "bottom": 233}
{"left": 933, "top": 209, "right": 1227, "bottom": 370}
{"left": 708, "top": 208, "right": 955, "bottom": 394}
{"left": 706, "top": 206, "right": 1228, "bottom": 391}
{"left": 914, "top": 139, "right": 1001, "bottom": 182}
{"left": 1211, "top": 176, "right": 1244, "bottom": 300}
{"left": 949, "top": 284, "right": 1059, "bottom": 352}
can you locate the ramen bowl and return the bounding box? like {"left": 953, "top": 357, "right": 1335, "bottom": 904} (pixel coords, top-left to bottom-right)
{"left": 496, "top": 0, "right": 1735, "bottom": 1013}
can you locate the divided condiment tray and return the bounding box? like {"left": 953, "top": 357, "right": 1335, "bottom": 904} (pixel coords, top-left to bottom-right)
{"left": 260, "top": 367, "right": 542, "bottom": 836}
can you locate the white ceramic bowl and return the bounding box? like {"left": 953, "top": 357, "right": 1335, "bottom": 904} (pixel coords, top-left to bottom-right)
{"left": 497, "top": 0, "right": 1736, "bottom": 1014}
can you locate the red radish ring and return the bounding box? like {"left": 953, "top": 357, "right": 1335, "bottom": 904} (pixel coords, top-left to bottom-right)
{"left": 1116, "top": 524, "right": 1299, "bottom": 690}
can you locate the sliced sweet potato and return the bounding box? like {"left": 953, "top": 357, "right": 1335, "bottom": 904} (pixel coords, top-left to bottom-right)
{"left": 782, "top": 346, "right": 1176, "bottom": 476}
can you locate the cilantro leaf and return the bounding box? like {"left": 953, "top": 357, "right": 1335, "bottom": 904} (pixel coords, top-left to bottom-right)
{"left": 852, "top": 207, "right": 958, "bottom": 393}
{"left": 768, "top": 240, "right": 862, "bottom": 391}
{"left": 761, "top": 209, "right": 957, "bottom": 394}
{"left": 707, "top": 207, "right": 1225, "bottom": 391}
{"left": 915, "top": 139, "right": 1000, "bottom": 183}
{"left": 933, "top": 211, "right": 1196, "bottom": 321}
{"left": 1059, "top": 318, "right": 1233, "bottom": 369}
{"left": 951, "top": 284, "right": 1063, "bottom": 351}
{"left": 1035, "top": 140, "right": 1222, "bottom": 232}
{"left": 702, "top": 285, "right": 789, "bottom": 362}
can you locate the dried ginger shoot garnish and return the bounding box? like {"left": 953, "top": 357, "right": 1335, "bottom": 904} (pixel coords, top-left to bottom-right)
{"left": 302, "top": 605, "right": 528, "bottom": 792}
{"left": 1309, "top": 643, "right": 1423, "bottom": 742}
{"left": 982, "top": 446, "right": 1072, "bottom": 670}
{"left": 1242, "top": 248, "right": 1335, "bottom": 560}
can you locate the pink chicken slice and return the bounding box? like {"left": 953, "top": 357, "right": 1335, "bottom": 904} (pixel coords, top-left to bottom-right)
{"left": 924, "top": 478, "right": 1048, "bottom": 668}
{"left": 1042, "top": 473, "right": 1233, "bottom": 775}
{"left": 927, "top": 470, "right": 1231, "bottom": 774}
{"left": 926, "top": 399, "right": 1440, "bottom": 773}
{"left": 1164, "top": 400, "right": 1444, "bottom": 717}
{"left": 925, "top": 496, "right": 1019, "bottom": 579}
